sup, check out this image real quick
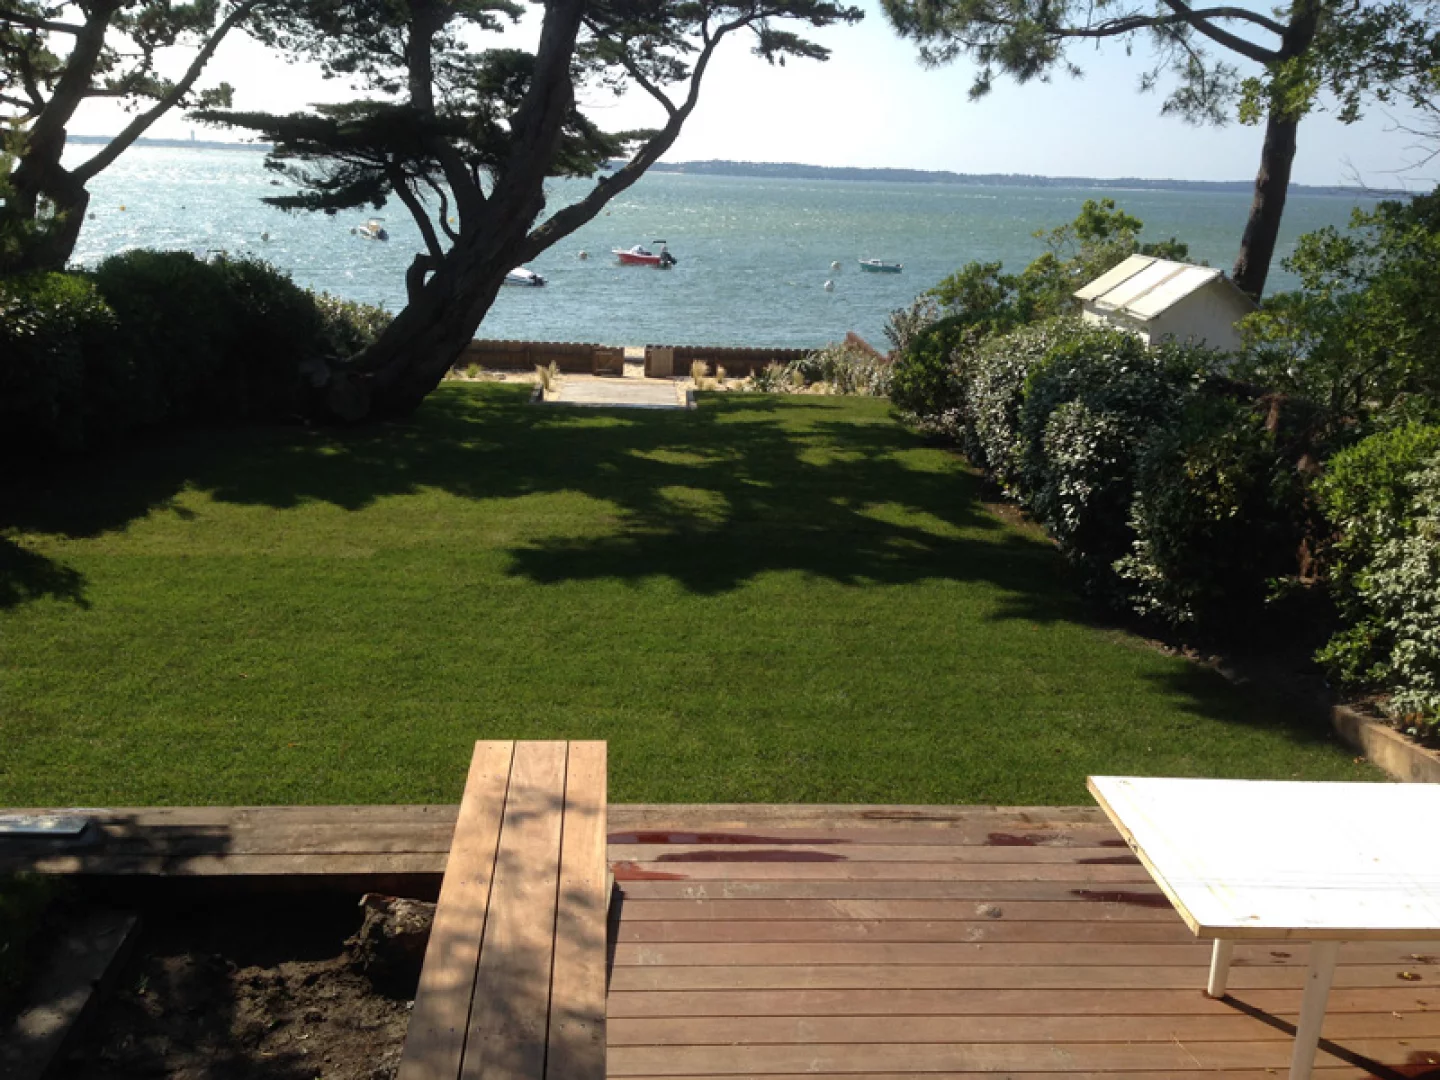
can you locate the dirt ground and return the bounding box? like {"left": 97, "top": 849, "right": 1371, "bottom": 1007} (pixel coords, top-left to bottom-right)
{"left": 58, "top": 893, "right": 416, "bottom": 1080}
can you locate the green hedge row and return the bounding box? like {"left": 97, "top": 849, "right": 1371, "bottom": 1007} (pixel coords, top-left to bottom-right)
{"left": 1, "top": 251, "right": 390, "bottom": 457}
{"left": 889, "top": 315, "right": 1439, "bottom": 728}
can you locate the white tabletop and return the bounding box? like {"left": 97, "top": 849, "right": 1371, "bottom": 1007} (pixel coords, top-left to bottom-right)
{"left": 1088, "top": 776, "right": 1440, "bottom": 940}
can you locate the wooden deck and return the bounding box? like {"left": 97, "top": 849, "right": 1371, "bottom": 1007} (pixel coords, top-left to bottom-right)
{"left": 5, "top": 803, "right": 1440, "bottom": 1078}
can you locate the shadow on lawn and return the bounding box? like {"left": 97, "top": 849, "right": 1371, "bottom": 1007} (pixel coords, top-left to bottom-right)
{"left": 0, "top": 537, "right": 89, "bottom": 612}
{"left": 2, "top": 386, "right": 1080, "bottom": 620}
{"left": 1, "top": 384, "right": 1349, "bottom": 753}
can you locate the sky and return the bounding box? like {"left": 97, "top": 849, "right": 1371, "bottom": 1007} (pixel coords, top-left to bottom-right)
{"left": 71, "top": 0, "right": 1436, "bottom": 187}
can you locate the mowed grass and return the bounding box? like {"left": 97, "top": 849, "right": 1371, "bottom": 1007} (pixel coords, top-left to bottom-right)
{"left": 1, "top": 384, "right": 1372, "bottom": 807}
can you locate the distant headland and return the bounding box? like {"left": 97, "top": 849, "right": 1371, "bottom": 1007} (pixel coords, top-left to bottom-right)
{"left": 643, "top": 159, "right": 1392, "bottom": 197}
{"left": 70, "top": 137, "right": 1390, "bottom": 196}
{"left": 71, "top": 134, "right": 271, "bottom": 152}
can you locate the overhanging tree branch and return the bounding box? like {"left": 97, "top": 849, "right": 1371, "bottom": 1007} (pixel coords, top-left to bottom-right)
{"left": 1157, "top": 0, "right": 1277, "bottom": 63}
{"left": 72, "top": 0, "right": 263, "bottom": 183}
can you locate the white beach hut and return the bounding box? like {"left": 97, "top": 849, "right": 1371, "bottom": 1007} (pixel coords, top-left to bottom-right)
{"left": 1074, "top": 255, "right": 1257, "bottom": 353}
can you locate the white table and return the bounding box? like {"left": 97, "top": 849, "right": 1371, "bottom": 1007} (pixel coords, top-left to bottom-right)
{"left": 1088, "top": 776, "right": 1440, "bottom": 1080}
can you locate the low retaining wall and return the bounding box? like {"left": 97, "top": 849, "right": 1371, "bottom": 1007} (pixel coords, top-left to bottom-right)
{"left": 1331, "top": 705, "right": 1440, "bottom": 783}
{"left": 458, "top": 340, "right": 815, "bottom": 378}
{"left": 459, "top": 340, "right": 622, "bottom": 375}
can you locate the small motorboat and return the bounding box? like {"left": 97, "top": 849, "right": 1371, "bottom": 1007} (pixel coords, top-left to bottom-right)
{"left": 355, "top": 218, "right": 389, "bottom": 241}
{"left": 613, "top": 240, "right": 676, "bottom": 267}
{"left": 503, "top": 267, "right": 546, "bottom": 287}
{"left": 858, "top": 258, "right": 902, "bottom": 273}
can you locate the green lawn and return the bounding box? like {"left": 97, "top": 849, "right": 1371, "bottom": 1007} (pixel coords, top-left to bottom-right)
{"left": 0, "top": 384, "right": 1373, "bottom": 807}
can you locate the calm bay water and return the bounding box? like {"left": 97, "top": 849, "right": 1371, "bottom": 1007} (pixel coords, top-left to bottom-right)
{"left": 68, "top": 145, "right": 1372, "bottom": 348}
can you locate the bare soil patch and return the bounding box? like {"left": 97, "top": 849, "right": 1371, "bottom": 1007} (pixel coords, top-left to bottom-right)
{"left": 57, "top": 893, "right": 416, "bottom": 1080}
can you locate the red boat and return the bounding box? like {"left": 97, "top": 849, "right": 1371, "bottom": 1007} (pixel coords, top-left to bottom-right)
{"left": 613, "top": 241, "right": 676, "bottom": 267}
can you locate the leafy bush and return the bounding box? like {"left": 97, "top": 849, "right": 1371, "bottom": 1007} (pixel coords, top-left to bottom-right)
{"left": 887, "top": 316, "right": 972, "bottom": 418}
{"left": 0, "top": 272, "right": 114, "bottom": 455}
{"left": 748, "top": 361, "right": 790, "bottom": 393}
{"left": 87, "top": 249, "right": 237, "bottom": 430}
{"left": 1115, "top": 394, "right": 1311, "bottom": 633}
{"left": 882, "top": 294, "right": 940, "bottom": 356}
{"left": 1238, "top": 191, "right": 1440, "bottom": 425}
{"left": 2, "top": 251, "right": 394, "bottom": 459}
{"left": 206, "top": 254, "right": 329, "bottom": 417}
{"left": 748, "top": 343, "right": 890, "bottom": 397}
{"left": 1015, "top": 326, "right": 1219, "bottom": 591}
{"left": 1314, "top": 423, "right": 1440, "bottom": 698}
{"left": 955, "top": 318, "right": 1078, "bottom": 488}
{"left": 1362, "top": 456, "right": 1440, "bottom": 727}
{"left": 313, "top": 292, "right": 391, "bottom": 358}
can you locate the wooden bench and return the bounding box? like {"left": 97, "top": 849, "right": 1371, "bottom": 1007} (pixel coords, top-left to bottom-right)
{"left": 398, "top": 740, "right": 607, "bottom": 1080}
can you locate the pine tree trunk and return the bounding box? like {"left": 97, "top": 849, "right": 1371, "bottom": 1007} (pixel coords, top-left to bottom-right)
{"left": 322, "top": 237, "right": 523, "bottom": 421}
{"left": 4, "top": 146, "right": 91, "bottom": 274}
{"left": 1231, "top": 0, "right": 1321, "bottom": 300}
{"left": 1231, "top": 109, "right": 1298, "bottom": 300}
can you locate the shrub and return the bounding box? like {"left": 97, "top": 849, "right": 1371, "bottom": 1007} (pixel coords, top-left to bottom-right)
{"left": 1363, "top": 456, "right": 1440, "bottom": 728}
{"left": 886, "top": 316, "right": 971, "bottom": 418}
{"left": 312, "top": 292, "right": 391, "bottom": 358}
{"left": 747, "top": 361, "right": 790, "bottom": 393}
{"left": 1115, "top": 394, "right": 1311, "bottom": 633}
{"left": 883, "top": 294, "right": 940, "bottom": 356}
{"left": 1313, "top": 423, "right": 1440, "bottom": 696}
{"left": 956, "top": 318, "right": 1078, "bottom": 488}
{"left": 207, "top": 254, "right": 329, "bottom": 418}
{"left": 1015, "top": 326, "right": 1219, "bottom": 592}
{"left": 769, "top": 343, "right": 890, "bottom": 396}
{"left": 1238, "top": 191, "right": 1440, "bottom": 425}
{"left": 0, "top": 272, "right": 114, "bottom": 455}
{"left": 3, "top": 252, "right": 394, "bottom": 459}
{"left": 87, "top": 249, "right": 237, "bottom": 431}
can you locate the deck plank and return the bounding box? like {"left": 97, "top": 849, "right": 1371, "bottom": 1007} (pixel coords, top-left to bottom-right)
{"left": 546, "top": 742, "right": 609, "bottom": 1080}
{"left": 460, "top": 741, "right": 568, "bottom": 1080}
{"left": 396, "top": 741, "right": 515, "bottom": 1080}
{"left": 606, "top": 1040, "right": 1438, "bottom": 1075}
{"left": 605, "top": 986, "right": 1437, "bottom": 1018}
{"left": 607, "top": 963, "right": 1429, "bottom": 991}
{"left": 607, "top": 1012, "right": 1440, "bottom": 1044}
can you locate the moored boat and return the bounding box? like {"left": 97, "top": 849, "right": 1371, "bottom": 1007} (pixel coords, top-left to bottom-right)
{"left": 858, "top": 258, "right": 902, "bottom": 273}
{"left": 355, "top": 218, "right": 389, "bottom": 241}
{"left": 613, "top": 240, "right": 677, "bottom": 267}
{"left": 503, "top": 267, "right": 547, "bottom": 286}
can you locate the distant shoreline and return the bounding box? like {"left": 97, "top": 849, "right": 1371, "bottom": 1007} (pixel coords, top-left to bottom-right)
{"left": 69, "top": 137, "right": 1394, "bottom": 196}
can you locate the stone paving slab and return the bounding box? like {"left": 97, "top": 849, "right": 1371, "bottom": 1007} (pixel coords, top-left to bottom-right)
{"left": 545, "top": 376, "right": 688, "bottom": 410}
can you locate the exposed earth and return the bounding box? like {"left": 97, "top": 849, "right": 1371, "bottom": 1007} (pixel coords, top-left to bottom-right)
{"left": 57, "top": 893, "right": 421, "bottom": 1080}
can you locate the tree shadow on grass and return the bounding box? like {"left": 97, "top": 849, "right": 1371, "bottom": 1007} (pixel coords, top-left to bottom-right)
{"left": 3, "top": 386, "right": 1073, "bottom": 609}
{"left": 0, "top": 537, "right": 88, "bottom": 612}
{"left": 1139, "top": 659, "right": 1357, "bottom": 756}
{"left": 0, "top": 386, "right": 1355, "bottom": 756}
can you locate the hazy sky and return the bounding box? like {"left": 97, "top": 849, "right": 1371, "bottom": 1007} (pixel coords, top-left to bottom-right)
{"left": 72, "top": 0, "right": 1435, "bottom": 186}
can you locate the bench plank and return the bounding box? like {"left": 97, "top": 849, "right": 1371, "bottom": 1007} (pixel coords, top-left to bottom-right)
{"left": 398, "top": 741, "right": 516, "bottom": 1080}
{"left": 461, "top": 741, "right": 569, "bottom": 1080}
{"left": 547, "top": 741, "right": 609, "bottom": 1080}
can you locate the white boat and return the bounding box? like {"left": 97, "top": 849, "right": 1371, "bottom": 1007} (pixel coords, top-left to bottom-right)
{"left": 503, "top": 267, "right": 547, "bottom": 287}
{"left": 355, "top": 218, "right": 389, "bottom": 241}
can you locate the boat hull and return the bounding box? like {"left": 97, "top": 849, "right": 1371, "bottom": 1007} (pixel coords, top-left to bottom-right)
{"left": 615, "top": 252, "right": 663, "bottom": 266}
{"left": 858, "top": 259, "right": 902, "bottom": 273}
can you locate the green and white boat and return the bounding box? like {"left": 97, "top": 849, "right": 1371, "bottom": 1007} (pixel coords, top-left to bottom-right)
{"left": 858, "top": 258, "right": 902, "bottom": 273}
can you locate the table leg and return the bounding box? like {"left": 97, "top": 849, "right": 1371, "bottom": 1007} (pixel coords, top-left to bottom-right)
{"left": 1289, "top": 940, "right": 1341, "bottom": 1080}
{"left": 1206, "top": 939, "right": 1234, "bottom": 997}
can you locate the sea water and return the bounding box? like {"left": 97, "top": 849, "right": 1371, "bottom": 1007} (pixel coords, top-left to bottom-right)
{"left": 67, "top": 145, "right": 1371, "bottom": 348}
